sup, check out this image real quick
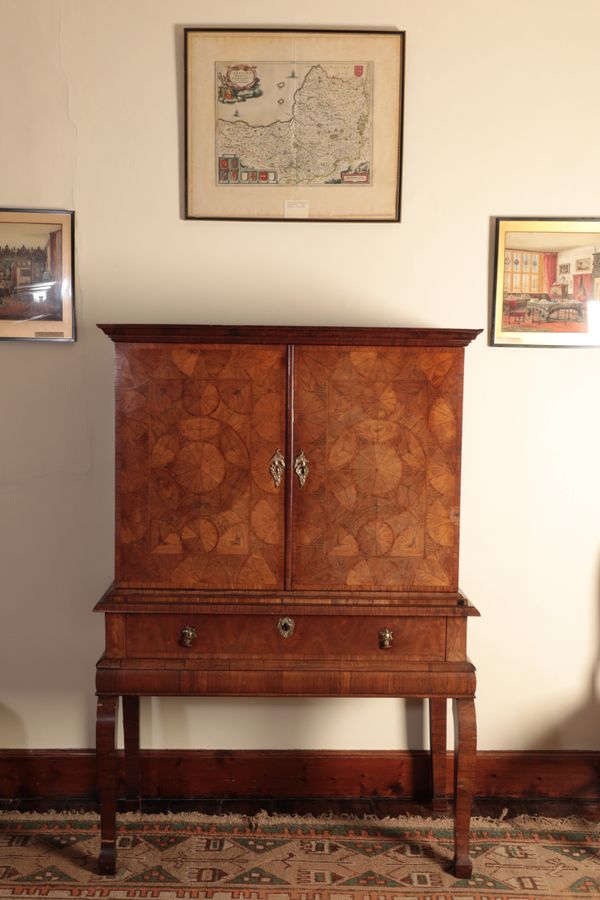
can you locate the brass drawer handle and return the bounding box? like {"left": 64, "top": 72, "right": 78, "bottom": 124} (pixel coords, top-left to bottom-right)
{"left": 269, "top": 448, "right": 285, "bottom": 488}
{"left": 277, "top": 616, "right": 295, "bottom": 639}
{"left": 294, "top": 450, "right": 309, "bottom": 487}
{"left": 180, "top": 625, "right": 197, "bottom": 647}
{"left": 379, "top": 628, "right": 394, "bottom": 650}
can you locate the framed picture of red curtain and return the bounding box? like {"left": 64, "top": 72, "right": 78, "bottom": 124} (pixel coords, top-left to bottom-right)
{"left": 492, "top": 217, "right": 600, "bottom": 347}
{"left": 0, "top": 208, "right": 75, "bottom": 342}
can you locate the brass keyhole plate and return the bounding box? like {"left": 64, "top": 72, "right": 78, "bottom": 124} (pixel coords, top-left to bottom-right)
{"left": 277, "top": 616, "right": 295, "bottom": 638}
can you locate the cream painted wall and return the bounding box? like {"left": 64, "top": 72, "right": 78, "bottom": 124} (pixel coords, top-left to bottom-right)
{"left": 1, "top": 0, "right": 600, "bottom": 752}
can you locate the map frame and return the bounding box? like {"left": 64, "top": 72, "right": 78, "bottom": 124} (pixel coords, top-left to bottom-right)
{"left": 185, "top": 28, "right": 404, "bottom": 222}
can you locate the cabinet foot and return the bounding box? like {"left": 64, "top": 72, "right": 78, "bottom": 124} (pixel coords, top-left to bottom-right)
{"left": 453, "top": 854, "right": 473, "bottom": 879}
{"left": 98, "top": 841, "right": 116, "bottom": 875}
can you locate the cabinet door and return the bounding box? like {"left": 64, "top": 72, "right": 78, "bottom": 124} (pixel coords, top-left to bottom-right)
{"left": 292, "top": 345, "right": 464, "bottom": 591}
{"left": 115, "top": 343, "right": 287, "bottom": 589}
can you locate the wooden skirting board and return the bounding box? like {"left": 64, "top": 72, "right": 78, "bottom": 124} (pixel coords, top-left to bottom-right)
{"left": 1, "top": 750, "right": 598, "bottom": 800}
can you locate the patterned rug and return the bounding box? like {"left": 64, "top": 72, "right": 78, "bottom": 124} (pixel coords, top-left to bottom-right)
{"left": 0, "top": 810, "right": 599, "bottom": 899}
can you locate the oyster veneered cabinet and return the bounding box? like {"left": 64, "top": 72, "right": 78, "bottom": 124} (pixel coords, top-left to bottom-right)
{"left": 95, "top": 324, "right": 481, "bottom": 878}
{"left": 116, "top": 341, "right": 287, "bottom": 589}
{"left": 114, "top": 337, "right": 465, "bottom": 593}
{"left": 292, "top": 344, "right": 464, "bottom": 591}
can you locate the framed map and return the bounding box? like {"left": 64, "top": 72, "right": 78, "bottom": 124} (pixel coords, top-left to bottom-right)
{"left": 185, "top": 29, "right": 404, "bottom": 221}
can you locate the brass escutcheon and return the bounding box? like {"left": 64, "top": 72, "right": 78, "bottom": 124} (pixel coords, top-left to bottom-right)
{"left": 379, "top": 628, "right": 394, "bottom": 650}
{"left": 269, "top": 448, "right": 286, "bottom": 488}
{"left": 277, "top": 616, "right": 295, "bottom": 639}
{"left": 180, "top": 625, "right": 197, "bottom": 647}
{"left": 293, "top": 450, "right": 309, "bottom": 487}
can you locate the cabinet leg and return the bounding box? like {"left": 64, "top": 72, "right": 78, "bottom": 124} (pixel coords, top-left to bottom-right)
{"left": 429, "top": 698, "right": 448, "bottom": 811}
{"left": 97, "top": 694, "right": 119, "bottom": 875}
{"left": 122, "top": 695, "right": 141, "bottom": 807}
{"left": 452, "top": 697, "right": 477, "bottom": 879}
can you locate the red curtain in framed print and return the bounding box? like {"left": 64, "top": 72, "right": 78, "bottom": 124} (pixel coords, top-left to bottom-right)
{"left": 543, "top": 253, "right": 558, "bottom": 293}
{"left": 572, "top": 273, "right": 593, "bottom": 300}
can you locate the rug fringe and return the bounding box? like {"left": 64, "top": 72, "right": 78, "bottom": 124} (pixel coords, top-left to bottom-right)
{"left": 1, "top": 808, "right": 599, "bottom": 830}
{"left": 511, "top": 813, "right": 600, "bottom": 829}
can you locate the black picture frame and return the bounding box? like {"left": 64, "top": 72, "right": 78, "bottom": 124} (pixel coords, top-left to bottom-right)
{"left": 185, "top": 28, "right": 404, "bottom": 222}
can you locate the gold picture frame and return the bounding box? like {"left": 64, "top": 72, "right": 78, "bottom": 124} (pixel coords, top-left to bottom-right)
{"left": 492, "top": 217, "right": 600, "bottom": 347}
{"left": 0, "top": 208, "right": 75, "bottom": 342}
{"left": 185, "top": 28, "right": 404, "bottom": 222}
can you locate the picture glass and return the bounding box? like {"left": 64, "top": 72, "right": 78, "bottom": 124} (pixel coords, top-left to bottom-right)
{"left": 492, "top": 218, "right": 600, "bottom": 347}
{"left": 0, "top": 209, "right": 74, "bottom": 342}
{"left": 186, "top": 29, "right": 404, "bottom": 221}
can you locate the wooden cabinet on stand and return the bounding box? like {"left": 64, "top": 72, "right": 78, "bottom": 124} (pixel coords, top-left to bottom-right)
{"left": 95, "top": 324, "right": 481, "bottom": 876}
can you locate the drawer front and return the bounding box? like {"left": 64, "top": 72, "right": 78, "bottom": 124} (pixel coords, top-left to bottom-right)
{"left": 123, "top": 613, "right": 446, "bottom": 661}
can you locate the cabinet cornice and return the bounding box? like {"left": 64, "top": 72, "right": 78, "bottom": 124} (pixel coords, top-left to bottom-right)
{"left": 98, "top": 323, "right": 482, "bottom": 347}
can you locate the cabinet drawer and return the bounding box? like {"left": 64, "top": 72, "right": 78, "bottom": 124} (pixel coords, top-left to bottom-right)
{"left": 122, "top": 613, "right": 446, "bottom": 661}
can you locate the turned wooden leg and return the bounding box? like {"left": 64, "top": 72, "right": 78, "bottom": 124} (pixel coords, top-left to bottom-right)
{"left": 429, "top": 698, "right": 448, "bottom": 811}
{"left": 452, "top": 697, "right": 477, "bottom": 879}
{"left": 97, "top": 694, "right": 119, "bottom": 875}
{"left": 122, "top": 695, "right": 141, "bottom": 809}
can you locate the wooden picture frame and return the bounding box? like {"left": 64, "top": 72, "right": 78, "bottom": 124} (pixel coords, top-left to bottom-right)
{"left": 185, "top": 28, "right": 404, "bottom": 222}
{"left": 0, "top": 208, "right": 75, "bottom": 342}
{"left": 491, "top": 217, "right": 600, "bottom": 347}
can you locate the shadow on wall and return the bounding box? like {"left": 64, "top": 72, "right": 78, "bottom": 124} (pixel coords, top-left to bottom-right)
{"left": 145, "top": 696, "right": 430, "bottom": 754}
{"left": 0, "top": 704, "right": 27, "bottom": 747}
{"left": 131, "top": 695, "right": 433, "bottom": 800}
{"left": 532, "top": 550, "right": 600, "bottom": 752}
{"left": 122, "top": 696, "right": 435, "bottom": 802}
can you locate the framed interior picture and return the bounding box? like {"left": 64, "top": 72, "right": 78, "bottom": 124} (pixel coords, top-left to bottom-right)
{"left": 185, "top": 28, "right": 404, "bottom": 222}
{"left": 0, "top": 208, "right": 75, "bottom": 342}
{"left": 492, "top": 217, "right": 600, "bottom": 347}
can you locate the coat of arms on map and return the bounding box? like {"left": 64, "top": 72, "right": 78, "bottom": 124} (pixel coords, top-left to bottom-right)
{"left": 186, "top": 29, "right": 404, "bottom": 221}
